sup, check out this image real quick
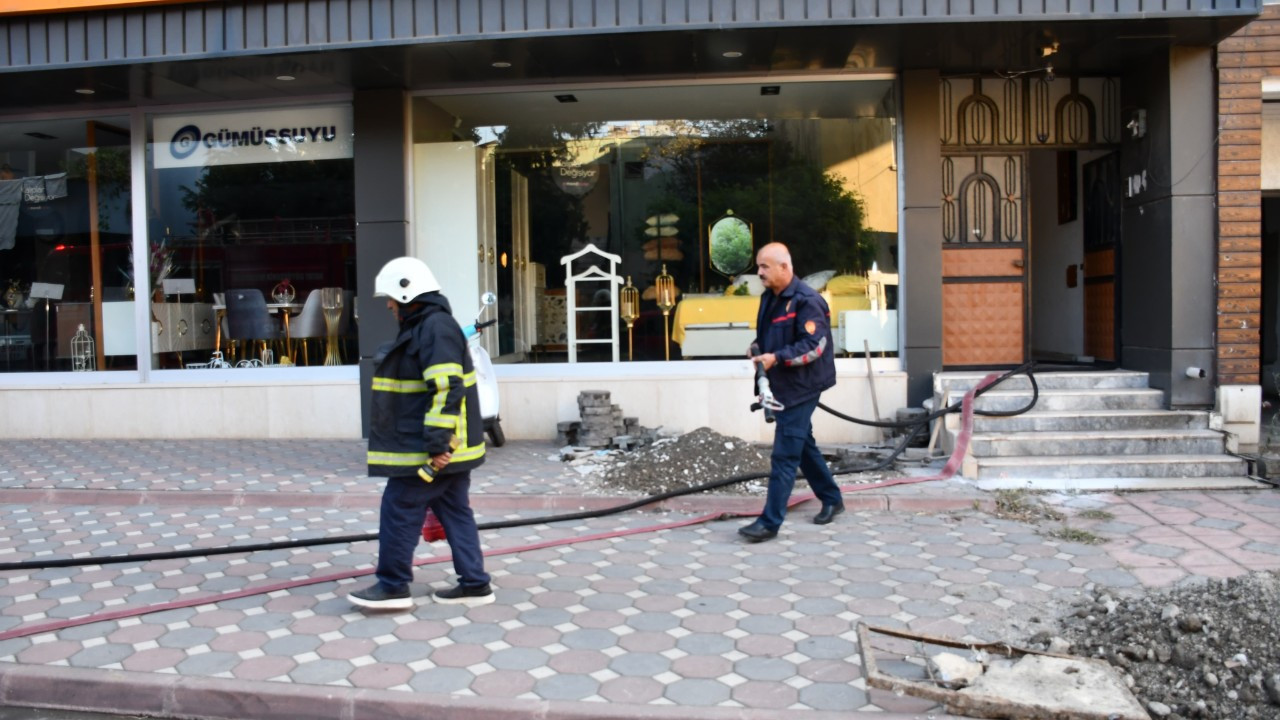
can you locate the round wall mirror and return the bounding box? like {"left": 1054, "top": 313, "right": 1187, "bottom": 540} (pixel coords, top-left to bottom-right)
{"left": 708, "top": 212, "right": 753, "bottom": 278}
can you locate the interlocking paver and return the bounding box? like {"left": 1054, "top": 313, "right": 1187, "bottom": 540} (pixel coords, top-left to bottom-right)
{"left": 0, "top": 440, "right": 1277, "bottom": 719}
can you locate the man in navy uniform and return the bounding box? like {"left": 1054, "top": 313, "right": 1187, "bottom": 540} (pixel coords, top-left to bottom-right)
{"left": 739, "top": 242, "right": 845, "bottom": 542}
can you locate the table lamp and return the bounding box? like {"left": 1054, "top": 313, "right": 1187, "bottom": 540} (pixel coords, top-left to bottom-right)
{"left": 620, "top": 276, "right": 639, "bottom": 361}
{"left": 655, "top": 264, "right": 676, "bottom": 361}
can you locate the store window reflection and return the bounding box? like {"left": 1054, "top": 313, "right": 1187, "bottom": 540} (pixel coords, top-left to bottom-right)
{"left": 146, "top": 105, "right": 356, "bottom": 369}
{"left": 0, "top": 117, "right": 133, "bottom": 373}
{"left": 416, "top": 82, "right": 899, "bottom": 363}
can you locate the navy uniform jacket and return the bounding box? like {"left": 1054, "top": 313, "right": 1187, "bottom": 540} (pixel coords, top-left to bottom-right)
{"left": 367, "top": 292, "right": 486, "bottom": 478}
{"left": 752, "top": 276, "right": 837, "bottom": 407}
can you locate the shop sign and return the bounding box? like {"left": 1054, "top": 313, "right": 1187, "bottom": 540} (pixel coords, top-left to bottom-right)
{"left": 153, "top": 105, "right": 353, "bottom": 169}
{"left": 553, "top": 165, "right": 600, "bottom": 197}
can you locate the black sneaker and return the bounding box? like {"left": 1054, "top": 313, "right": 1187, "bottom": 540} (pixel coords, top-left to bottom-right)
{"left": 349, "top": 582, "right": 413, "bottom": 610}
{"left": 433, "top": 583, "right": 495, "bottom": 606}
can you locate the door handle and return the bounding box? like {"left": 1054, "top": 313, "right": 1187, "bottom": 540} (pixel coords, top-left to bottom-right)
{"left": 1012, "top": 258, "right": 1025, "bottom": 268}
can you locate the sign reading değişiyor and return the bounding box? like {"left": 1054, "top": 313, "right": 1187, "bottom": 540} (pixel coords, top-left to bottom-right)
{"left": 153, "top": 105, "right": 353, "bottom": 169}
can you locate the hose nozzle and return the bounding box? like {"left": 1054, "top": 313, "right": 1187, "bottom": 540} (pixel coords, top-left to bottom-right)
{"left": 751, "top": 360, "right": 784, "bottom": 423}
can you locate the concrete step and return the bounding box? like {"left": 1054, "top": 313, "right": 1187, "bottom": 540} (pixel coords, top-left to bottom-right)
{"left": 971, "top": 409, "right": 1210, "bottom": 433}
{"left": 972, "top": 475, "right": 1268, "bottom": 492}
{"left": 935, "top": 370, "right": 1150, "bottom": 396}
{"left": 969, "top": 429, "right": 1226, "bottom": 457}
{"left": 942, "top": 387, "right": 1166, "bottom": 413}
{"left": 966, "top": 453, "right": 1249, "bottom": 480}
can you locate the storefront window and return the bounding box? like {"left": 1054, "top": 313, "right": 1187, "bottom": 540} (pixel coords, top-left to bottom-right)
{"left": 0, "top": 116, "right": 133, "bottom": 373}
{"left": 146, "top": 105, "right": 356, "bottom": 369}
{"left": 415, "top": 81, "right": 899, "bottom": 363}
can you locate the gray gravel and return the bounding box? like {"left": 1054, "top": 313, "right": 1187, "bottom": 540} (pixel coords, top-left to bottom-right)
{"left": 1031, "top": 571, "right": 1280, "bottom": 719}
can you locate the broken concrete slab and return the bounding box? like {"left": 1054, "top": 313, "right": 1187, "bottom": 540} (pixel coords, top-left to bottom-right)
{"left": 858, "top": 623, "right": 1150, "bottom": 720}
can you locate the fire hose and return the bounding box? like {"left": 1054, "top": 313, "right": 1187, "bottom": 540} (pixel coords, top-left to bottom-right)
{"left": 0, "top": 362, "right": 1038, "bottom": 575}
{"left": 0, "top": 362, "right": 1039, "bottom": 641}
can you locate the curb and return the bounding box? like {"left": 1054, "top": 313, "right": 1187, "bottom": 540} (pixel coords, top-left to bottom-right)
{"left": 0, "top": 663, "right": 956, "bottom": 720}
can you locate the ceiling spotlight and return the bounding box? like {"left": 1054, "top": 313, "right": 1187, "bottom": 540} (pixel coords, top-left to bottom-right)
{"left": 555, "top": 94, "right": 578, "bottom": 103}
{"left": 276, "top": 75, "right": 296, "bottom": 81}
{"left": 491, "top": 61, "right": 512, "bottom": 68}
{"left": 74, "top": 88, "right": 95, "bottom": 95}
{"left": 760, "top": 86, "right": 780, "bottom": 96}
{"left": 722, "top": 51, "right": 743, "bottom": 58}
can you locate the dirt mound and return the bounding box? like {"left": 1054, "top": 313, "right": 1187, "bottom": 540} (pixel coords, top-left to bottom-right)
{"left": 598, "top": 427, "right": 773, "bottom": 496}
{"left": 1040, "top": 571, "right": 1280, "bottom": 719}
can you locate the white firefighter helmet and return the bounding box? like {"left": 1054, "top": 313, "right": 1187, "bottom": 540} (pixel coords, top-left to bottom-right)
{"left": 374, "top": 257, "right": 441, "bottom": 303}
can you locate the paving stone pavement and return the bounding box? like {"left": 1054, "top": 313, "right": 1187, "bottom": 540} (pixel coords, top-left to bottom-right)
{"left": 0, "top": 439, "right": 1275, "bottom": 720}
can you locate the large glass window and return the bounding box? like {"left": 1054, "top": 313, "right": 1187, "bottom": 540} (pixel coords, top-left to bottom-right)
{"left": 415, "top": 80, "right": 898, "bottom": 363}
{"left": 0, "top": 116, "right": 133, "bottom": 373}
{"left": 146, "top": 105, "right": 356, "bottom": 370}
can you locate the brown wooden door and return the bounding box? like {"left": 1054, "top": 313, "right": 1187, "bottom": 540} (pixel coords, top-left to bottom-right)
{"left": 1082, "top": 153, "right": 1120, "bottom": 362}
{"left": 941, "top": 154, "right": 1027, "bottom": 366}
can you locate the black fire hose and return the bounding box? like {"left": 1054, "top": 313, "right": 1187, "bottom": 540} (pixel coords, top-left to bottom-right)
{"left": 0, "top": 363, "right": 1040, "bottom": 573}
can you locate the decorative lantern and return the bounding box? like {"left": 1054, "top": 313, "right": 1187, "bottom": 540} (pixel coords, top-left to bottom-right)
{"left": 620, "top": 276, "right": 639, "bottom": 361}
{"left": 655, "top": 264, "right": 676, "bottom": 361}
{"left": 71, "top": 324, "right": 95, "bottom": 371}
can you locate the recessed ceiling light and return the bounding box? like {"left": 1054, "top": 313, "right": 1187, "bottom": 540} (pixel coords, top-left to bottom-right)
{"left": 276, "top": 75, "right": 296, "bottom": 81}
{"left": 74, "top": 88, "right": 95, "bottom": 95}
{"left": 555, "top": 94, "right": 578, "bottom": 103}
{"left": 491, "top": 61, "right": 512, "bottom": 68}
{"left": 760, "top": 85, "right": 781, "bottom": 96}
{"left": 722, "top": 51, "right": 743, "bottom": 58}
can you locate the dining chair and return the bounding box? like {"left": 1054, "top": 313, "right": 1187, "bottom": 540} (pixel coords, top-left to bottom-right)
{"left": 224, "top": 288, "right": 281, "bottom": 364}
{"left": 289, "top": 288, "right": 327, "bottom": 365}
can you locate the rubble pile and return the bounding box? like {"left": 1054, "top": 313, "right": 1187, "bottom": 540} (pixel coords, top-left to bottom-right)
{"left": 1030, "top": 571, "right": 1280, "bottom": 719}
{"left": 558, "top": 426, "right": 772, "bottom": 496}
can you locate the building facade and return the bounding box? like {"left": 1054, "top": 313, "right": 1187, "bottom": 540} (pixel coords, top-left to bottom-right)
{"left": 0, "top": 0, "right": 1260, "bottom": 445}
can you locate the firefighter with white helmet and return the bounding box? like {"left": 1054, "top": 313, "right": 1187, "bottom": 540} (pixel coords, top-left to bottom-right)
{"left": 349, "top": 256, "right": 494, "bottom": 610}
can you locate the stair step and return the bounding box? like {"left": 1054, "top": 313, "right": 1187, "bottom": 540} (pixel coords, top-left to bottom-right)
{"left": 972, "top": 410, "right": 1210, "bottom": 433}
{"left": 935, "top": 370, "right": 1150, "bottom": 395}
{"left": 972, "top": 476, "right": 1268, "bottom": 492}
{"left": 969, "top": 453, "right": 1249, "bottom": 479}
{"left": 969, "top": 429, "right": 1225, "bottom": 457}
{"left": 943, "top": 388, "right": 1165, "bottom": 412}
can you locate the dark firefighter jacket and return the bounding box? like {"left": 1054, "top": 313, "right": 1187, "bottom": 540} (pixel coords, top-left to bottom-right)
{"left": 367, "top": 291, "right": 485, "bottom": 478}
{"left": 752, "top": 276, "right": 836, "bottom": 407}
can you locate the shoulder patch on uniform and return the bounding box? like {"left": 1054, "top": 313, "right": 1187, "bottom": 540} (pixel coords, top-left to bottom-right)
{"left": 805, "top": 320, "right": 817, "bottom": 335}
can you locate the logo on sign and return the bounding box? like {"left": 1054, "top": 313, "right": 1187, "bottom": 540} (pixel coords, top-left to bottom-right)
{"left": 553, "top": 166, "right": 600, "bottom": 197}
{"left": 167, "top": 123, "right": 340, "bottom": 160}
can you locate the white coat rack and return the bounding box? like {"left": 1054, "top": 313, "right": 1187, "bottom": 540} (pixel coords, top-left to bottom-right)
{"left": 560, "top": 243, "right": 622, "bottom": 363}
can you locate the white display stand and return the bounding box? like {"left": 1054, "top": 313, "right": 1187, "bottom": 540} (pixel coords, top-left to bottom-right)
{"left": 560, "top": 243, "right": 622, "bottom": 363}
{"left": 678, "top": 323, "right": 756, "bottom": 357}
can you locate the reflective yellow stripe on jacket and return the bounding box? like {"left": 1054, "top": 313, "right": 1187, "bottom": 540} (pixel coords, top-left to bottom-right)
{"left": 367, "top": 450, "right": 432, "bottom": 466}
{"left": 371, "top": 377, "right": 428, "bottom": 393}
{"left": 420, "top": 362, "right": 485, "bottom": 463}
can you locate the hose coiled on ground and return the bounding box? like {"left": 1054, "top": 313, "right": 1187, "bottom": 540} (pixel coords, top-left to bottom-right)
{"left": 0, "top": 363, "right": 1039, "bottom": 572}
